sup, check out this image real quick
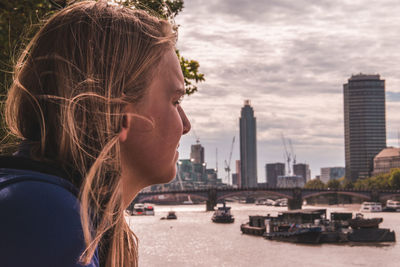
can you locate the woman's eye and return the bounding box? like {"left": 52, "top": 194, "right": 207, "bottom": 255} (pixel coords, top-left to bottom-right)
{"left": 174, "top": 96, "right": 184, "bottom": 106}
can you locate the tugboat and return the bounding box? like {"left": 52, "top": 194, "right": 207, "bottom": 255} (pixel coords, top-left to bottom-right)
{"left": 212, "top": 202, "right": 234, "bottom": 223}
{"left": 347, "top": 213, "right": 395, "bottom": 242}
{"left": 241, "top": 215, "right": 268, "bottom": 236}
{"left": 348, "top": 213, "right": 382, "bottom": 229}
{"left": 166, "top": 211, "right": 177, "bottom": 220}
{"left": 161, "top": 211, "right": 177, "bottom": 220}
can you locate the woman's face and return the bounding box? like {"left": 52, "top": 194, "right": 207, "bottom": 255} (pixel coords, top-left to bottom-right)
{"left": 119, "top": 48, "right": 191, "bottom": 198}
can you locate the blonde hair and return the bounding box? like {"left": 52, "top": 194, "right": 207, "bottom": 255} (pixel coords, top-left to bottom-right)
{"left": 4, "top": 1, "right": 176, "bottom": 266}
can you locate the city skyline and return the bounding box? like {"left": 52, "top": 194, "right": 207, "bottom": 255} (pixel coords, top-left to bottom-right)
{"left": 175, "top": 0, "right": 400, "bottom": 182}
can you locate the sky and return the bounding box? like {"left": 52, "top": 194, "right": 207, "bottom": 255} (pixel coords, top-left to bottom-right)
{"left": 175, "top": 0, "right": 400, "bottom": 183}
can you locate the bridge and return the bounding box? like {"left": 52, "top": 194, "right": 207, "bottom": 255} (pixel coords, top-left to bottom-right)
{"left": 134, "top": 187, "right": 400, "bottom": 210}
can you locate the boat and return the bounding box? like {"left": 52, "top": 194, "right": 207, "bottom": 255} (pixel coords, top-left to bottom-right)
{"left": 347, "top": 213, "right": 395, "bottom": 242}
{"left": 383, "top": 200, "right": 400, "bottom": 212}
{"left": 183, "top": 195, "right": 194, "bottom": 205}
{"left": 241, "top": 215, "right": 267, "bottom": 236}
{"left": 131, "top": 203, "right": 145, "bottom": 215}
{"left": 127, "top": 203, "right": 155, "bottom": 216}
{"left": 264, "top": 226, "right": 322, "bottom": 244}
{"left": 212, "top": 202, "right": 234, "bottom": 223}
{"left": 244, "top": 209, "right": 395, "bottom": 244}
{"left": 265, "top": 199, "right": 276, "bottom": 206}
{"left": 144, "top": 203, "right": 155, "bottom": 215}
{"left": 261, "top": 209, "right": 326, "bottom": 243}
{"left": 348, "top": 228, "right": 396, "bottom": 242}
{"left": 349, "top": 213, "right": 382, "bottom": 229}
{"left": 162, "top": 211, "right": 177, "bottom": 220}
{"left": 360, "top": 202, "right": 382, "bottom": 212}
{"left": 274, "top": 198, "right": 288, "bottom": 207}
{"left": 255, "top": 199, "right": 266, "bottom": 205}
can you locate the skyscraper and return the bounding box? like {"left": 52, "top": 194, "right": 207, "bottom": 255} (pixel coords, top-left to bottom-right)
{"left": 293, "top": 163, "right": 311, "bottom": 184}
{"left": 344, "top": 74, "right": 387, "bottom": 181}
{"left": 239, "top": 100, "right": 257, "bottom": 187}
{"left": 266, "top": 163, "right": 285, "bottom": 187}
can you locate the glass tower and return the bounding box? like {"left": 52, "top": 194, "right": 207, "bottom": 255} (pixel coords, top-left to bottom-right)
{"left": 343, "top": 74, "right": 386, "bottom": 181}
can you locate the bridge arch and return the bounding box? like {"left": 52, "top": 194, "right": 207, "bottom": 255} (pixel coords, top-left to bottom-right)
{"left": 136, "top": 192, "right": 209, "bottom": 203}
{"left": 303, "top": 191, "right": 370, "bottom": 200}
{"left": 216, "top": 190, "right": 293, "bottom": 201}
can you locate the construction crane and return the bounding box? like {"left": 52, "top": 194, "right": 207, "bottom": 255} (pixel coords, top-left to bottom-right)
{"left": 289, "top": 139, "right": 296, "bottom": 165}
{"left": 281, "top": 133, "right": 291, "bottom": 175}
{"left": 224, "top": 136, "right": 235, "bottom": 184}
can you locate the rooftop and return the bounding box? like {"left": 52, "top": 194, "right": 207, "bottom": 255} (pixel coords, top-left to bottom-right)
{"left": 349, "top": 73, "right": 381, "bottom": 81}
{"left": 375, "top": 147, "right": 400, "bottom": 158}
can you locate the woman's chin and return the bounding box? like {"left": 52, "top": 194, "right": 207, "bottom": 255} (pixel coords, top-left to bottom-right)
{"left": 150, "top": 166, "right": 177, "bottom": 186}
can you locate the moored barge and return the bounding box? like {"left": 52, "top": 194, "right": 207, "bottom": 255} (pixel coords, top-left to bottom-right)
{"left": 244, "top": 209, "right": 396, "bottom": 244}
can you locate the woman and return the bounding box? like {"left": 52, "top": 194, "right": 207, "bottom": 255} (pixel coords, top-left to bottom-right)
{"left": 0, "top": 1, "right": 190, "bottom": 266}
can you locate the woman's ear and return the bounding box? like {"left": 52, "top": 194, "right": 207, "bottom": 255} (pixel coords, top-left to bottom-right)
{"left": 119, "top": 110, "right": 131, "bottom": 143}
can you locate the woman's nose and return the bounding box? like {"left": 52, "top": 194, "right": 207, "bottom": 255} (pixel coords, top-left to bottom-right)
{"left": 178, "top": 105, "right": 191, "bottom": 135}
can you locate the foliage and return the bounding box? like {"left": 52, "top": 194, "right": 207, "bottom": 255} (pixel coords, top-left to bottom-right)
{"left": 388, "top": 169, "right": 400, "bottom": 189}
{"left": 0, "top": 0, "right": 203, "bottom": 97}
{"left": 0, "top": 0, "right": 60, "bottom": 96}
{"left": 326, "top": 179, "right": 340, "bottom": 189}
{"left": 352, "top": 168, "right": 400, "bottom": 190}
{"left": 118, "top": 0, "right": 184, "bottom": 19}
{"left": 177, "top": 50, "right": 205, "bottom": 95}
{"left": 341, "top": 179, "right": 354, "bottom": 189}
{"left": 304, "top": 179, "right": 326, "bottom": 189}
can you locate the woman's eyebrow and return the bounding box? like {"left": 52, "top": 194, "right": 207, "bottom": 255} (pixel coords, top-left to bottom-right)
{"left": 174, "top": 88, "right": 185, "bottom": 95}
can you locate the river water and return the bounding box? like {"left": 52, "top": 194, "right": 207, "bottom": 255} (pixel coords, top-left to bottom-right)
{"left": 126, "top": 203, "right": 400, "bottom": 267}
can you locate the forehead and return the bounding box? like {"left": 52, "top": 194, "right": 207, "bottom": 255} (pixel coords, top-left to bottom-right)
{"left": 158, "top": 49, "right": 184, "bottom": 91}
{"left": 140, "top": 49, "right": 184, "bottom": 103}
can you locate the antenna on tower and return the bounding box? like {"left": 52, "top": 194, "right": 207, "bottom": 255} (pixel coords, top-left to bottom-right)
{"left": 398, "top": 130, "right": 399, "bottom": 148}
{"left": 215, "top": 148, "right": 218, "bottom": 174}
{"left": 192, "top": 128, "right": 200, "bottom": 144}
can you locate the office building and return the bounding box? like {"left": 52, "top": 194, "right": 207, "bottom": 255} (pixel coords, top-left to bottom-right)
{"left": 232, "top": 173, "right": 238, "bottom": 186}
{"left": 344, "top": 74, "right": 386, "bottom": 181}
{"left": 320, "top": 167, "right": 345, "bottom": 184}
{"left": 240, "top": 100, "right": 257, "bottom": 187}
{"left": 373, "top": 147, "right": 400, "bottom": 175}
{"left": 277, "top": 175, "right": 305, "bottom": 188}
{"left": 266, "top": 163, "right": 285, "bottom": 187}
{"left": 293, "top": 163, "right": 311, "bottom": 184}
{"left": 190, "top": 143, "right": 205, "bottom": 164}
{"left": 232, "top": 160, "right": 241, "bottom": 187}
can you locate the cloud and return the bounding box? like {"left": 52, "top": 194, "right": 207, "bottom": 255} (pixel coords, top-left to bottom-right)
{"left": 176, "top": 0, "right": 400, "bottom": 178}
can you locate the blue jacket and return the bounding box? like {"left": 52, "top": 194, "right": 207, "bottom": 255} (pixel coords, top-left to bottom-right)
{"left": 0, "top": 157, "right": 99, "bottom": 267}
